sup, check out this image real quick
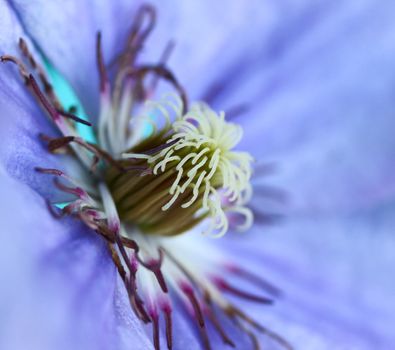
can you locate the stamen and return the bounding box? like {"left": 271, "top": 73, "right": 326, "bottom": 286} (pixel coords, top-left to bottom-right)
{"left": 211, "top": 277, "right": 273, "bottom": 304}
{"left": 149, "top": 307, "right": 160, "bottom": 350}
{"left": 206, "top": 311, "right": 235, "bottom": 347}
{"left": 136, "top": 249, "right": 168, "bottom": 293}
{"left": 180, "top": 282, "right": 205, "bottom": 327}
{"left": 232, "top": 317, "right": 260, "bottom": 350}
{"left": 149, "top": 40, "right": 175, "bottom": 93}
{"left": 107, "top": 243, "right": 127, "bottom": 281}
{"left": 224, "top": 265, "right": 281, "bottom": 297}
{"left": 204, "top": 293, "right": 235, "bottom": 347}
{"left": 111, "top": 4, "right": 156, "bottom": 69}
{"left": 161, "top": 302, "right": 173, "bottom": 350}
{"left": 28, "top": 74, "right": 61, "bottom": 123}
{"left": 227, "top": 306, "right": 293, "bottom": 350}
{"left": 45, "top": 135, "right": 123, "bottom": 170}
{"left": 18, "top": 38, "right": 62, "bottom": 109}
{"left": 125, "top": 65, "right": 188, "bottom": 114}
{"left": 57, "top": 109, "right": 92, "bottom": 126}
{"left": 0, "top": 54, "right": 30, "bottom": 82}
{"left": 96, "top": 32, "right": 109, "bottom": 93}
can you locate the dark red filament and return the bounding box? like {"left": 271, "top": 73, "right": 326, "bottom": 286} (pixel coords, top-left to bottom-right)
{"left": 149, "top": 309, "right": 160, "bottom": 350}
{"left": 125, "top": 65, "right": 188, "bottom": 114}
{"left": 161, "top": 303, "right": 173, "bottom": 350}
{"left": 212, "top": 277, "right": 273, "bottom": 304}
{"left": 96, "top": 32, "right": 109, "bottom": 93}
{"left": 57, "top": 109, "right": 92, "bottom": 126}
{"left": 180, "top": 282, "right": 205, "bottom": 328}
{"left": 226, "top": 265, "right": 281, "bottom": 297}
{"left": 29, "top": 74, "right": 60, "bottom": 122}
{"left": 137, "top": 249, "right": 168, "bottom": 293}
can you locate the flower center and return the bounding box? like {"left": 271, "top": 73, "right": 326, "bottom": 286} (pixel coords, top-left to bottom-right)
{"left": 1, "top": 4, "right": 292, "bottom": 350}
{"left": 106, "top": 98, "right": 253, "bottom": 237}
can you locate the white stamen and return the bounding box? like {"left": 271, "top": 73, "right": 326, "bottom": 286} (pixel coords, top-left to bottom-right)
{"left": 124, "top": 100, "right": 254, "bottom": 237}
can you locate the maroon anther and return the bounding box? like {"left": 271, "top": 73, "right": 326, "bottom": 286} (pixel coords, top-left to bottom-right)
{"left": 28, "top": 74, "right": 61, "bottom": 122}
{"left": 18, "top": 38, "right": 61, "bottom": 108}
{"left": 128, "top": 4, "right": 156, "bottom": 48}
{"left": 0, "top": 54, "right": 30, "bottom": 82}
{"left": 125, "top": 65, "right": 188, "bottom": 113}
{"left": 180, "top": 282, "right": 205, "bottom": 328}
{"left": 79, "top": 210, "right": 101, "bottom": 230}
{"left": 137, "top": 249, "right": 168, "bottom": 293}
{"left": 161, "top": 303, "right": 173, "bottom": 350}
{"left": 18, "top": 38, "right": 36, "bottom": 68}
{"left": 232, "top": 317, "right": 259, "bottom": 350}
{"left": 109, "top": 5, "right": 156, "bottom": 70}
{"left": 118, "top": 249, "right": 151, "bottom": 324}
{"left": 35, "top": 167, "right": 64, "bottom": 177}
{"left": 203, "top": 292, "right": 233, "bottom": 347}
{"left": 90, "top": 155, "right": 100, "bottom": 173}
{"left": 138, "top": 138, "right": 179, "bottom": 156}
{"left": 53, "top": 178, "right": 86, "bottom": 198}
{"left": 57, "top": 109, "right": 92, "bottom": 126}
{"left": 45, "top": 135, "right": 123, "bottom": 170}
{"left": 96, "top": 32, "right": 109, "bottom": 93}
{"left": 209, "top": 315, "right": 235, "bottom": 347}
{"left": 47, "top": 136, "right": 75, "bottom": 152}
{"left": 149, "top": 309, "right": 160, "bottom": 350}
{"left": 124, "top": 4, "right": 156, "bottom": 62}
{"left": 212, "top": 276, "right": 273, "bottom": 304}
{"left": 149, "top": 40, "right": 175, "bottom": 93}
{"left": 228, "top": 306, "right": 293, "bottom": 350}
{"left": 126, "top": 275, "right": 151, "bottom": 324}
{"left": 225, "top": 265, "right": 281, "bottom": 297}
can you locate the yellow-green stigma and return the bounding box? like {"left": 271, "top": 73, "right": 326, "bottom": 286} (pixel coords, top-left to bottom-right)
{"left": 107, "top": 97, "right": 253, "bottom": 237}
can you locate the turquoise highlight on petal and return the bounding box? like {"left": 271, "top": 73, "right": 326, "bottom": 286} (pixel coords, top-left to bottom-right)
{"left": 44, "top": 60, "right": 97, "bottom": 144}
{"left": 54, "top": 202, "right": 71, "bottom": 210}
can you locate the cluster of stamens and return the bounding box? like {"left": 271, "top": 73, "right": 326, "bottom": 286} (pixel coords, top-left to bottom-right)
{"left": 1, "top": 4, "right": 291, "bottom": 350}
{"left": 113, "top": 98, "right": 254, "bottom": 237}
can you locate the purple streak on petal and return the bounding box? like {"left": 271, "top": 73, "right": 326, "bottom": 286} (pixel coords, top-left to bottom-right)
{"left": 215, "top": 1, "right": 395, "bottom": 214}
{"left": 218, "top": 202, "right": 395, "bottom": 349}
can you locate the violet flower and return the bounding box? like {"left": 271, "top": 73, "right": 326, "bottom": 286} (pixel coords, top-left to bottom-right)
{"left": 1, "top": 1, "right": 394, "bottom": 350}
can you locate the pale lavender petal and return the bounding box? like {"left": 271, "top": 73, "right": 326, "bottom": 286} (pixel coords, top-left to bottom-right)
{"left": 0, "top": 168, "right": 152, "bottom": 350}
{"left": 0, "top": 0, "right": 69, "bottom": 197}
{"left": 219, "top": 202, "right": 395, "bottom": 349}
{"left": 210, "top": 1, "right": 395, "bottom": 214}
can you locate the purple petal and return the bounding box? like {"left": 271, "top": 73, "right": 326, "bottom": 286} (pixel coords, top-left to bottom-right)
{"left": 0, "top": 1, "right": 69, "bottom": 197}
{"left": 220, "top": 202, "right": 395, "bottom": 349}
{"left": 0, "top": 169, "right": 152, "bottom": 350}
{"left": 214, "top": 1, "right": 395, "bottom": 214}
